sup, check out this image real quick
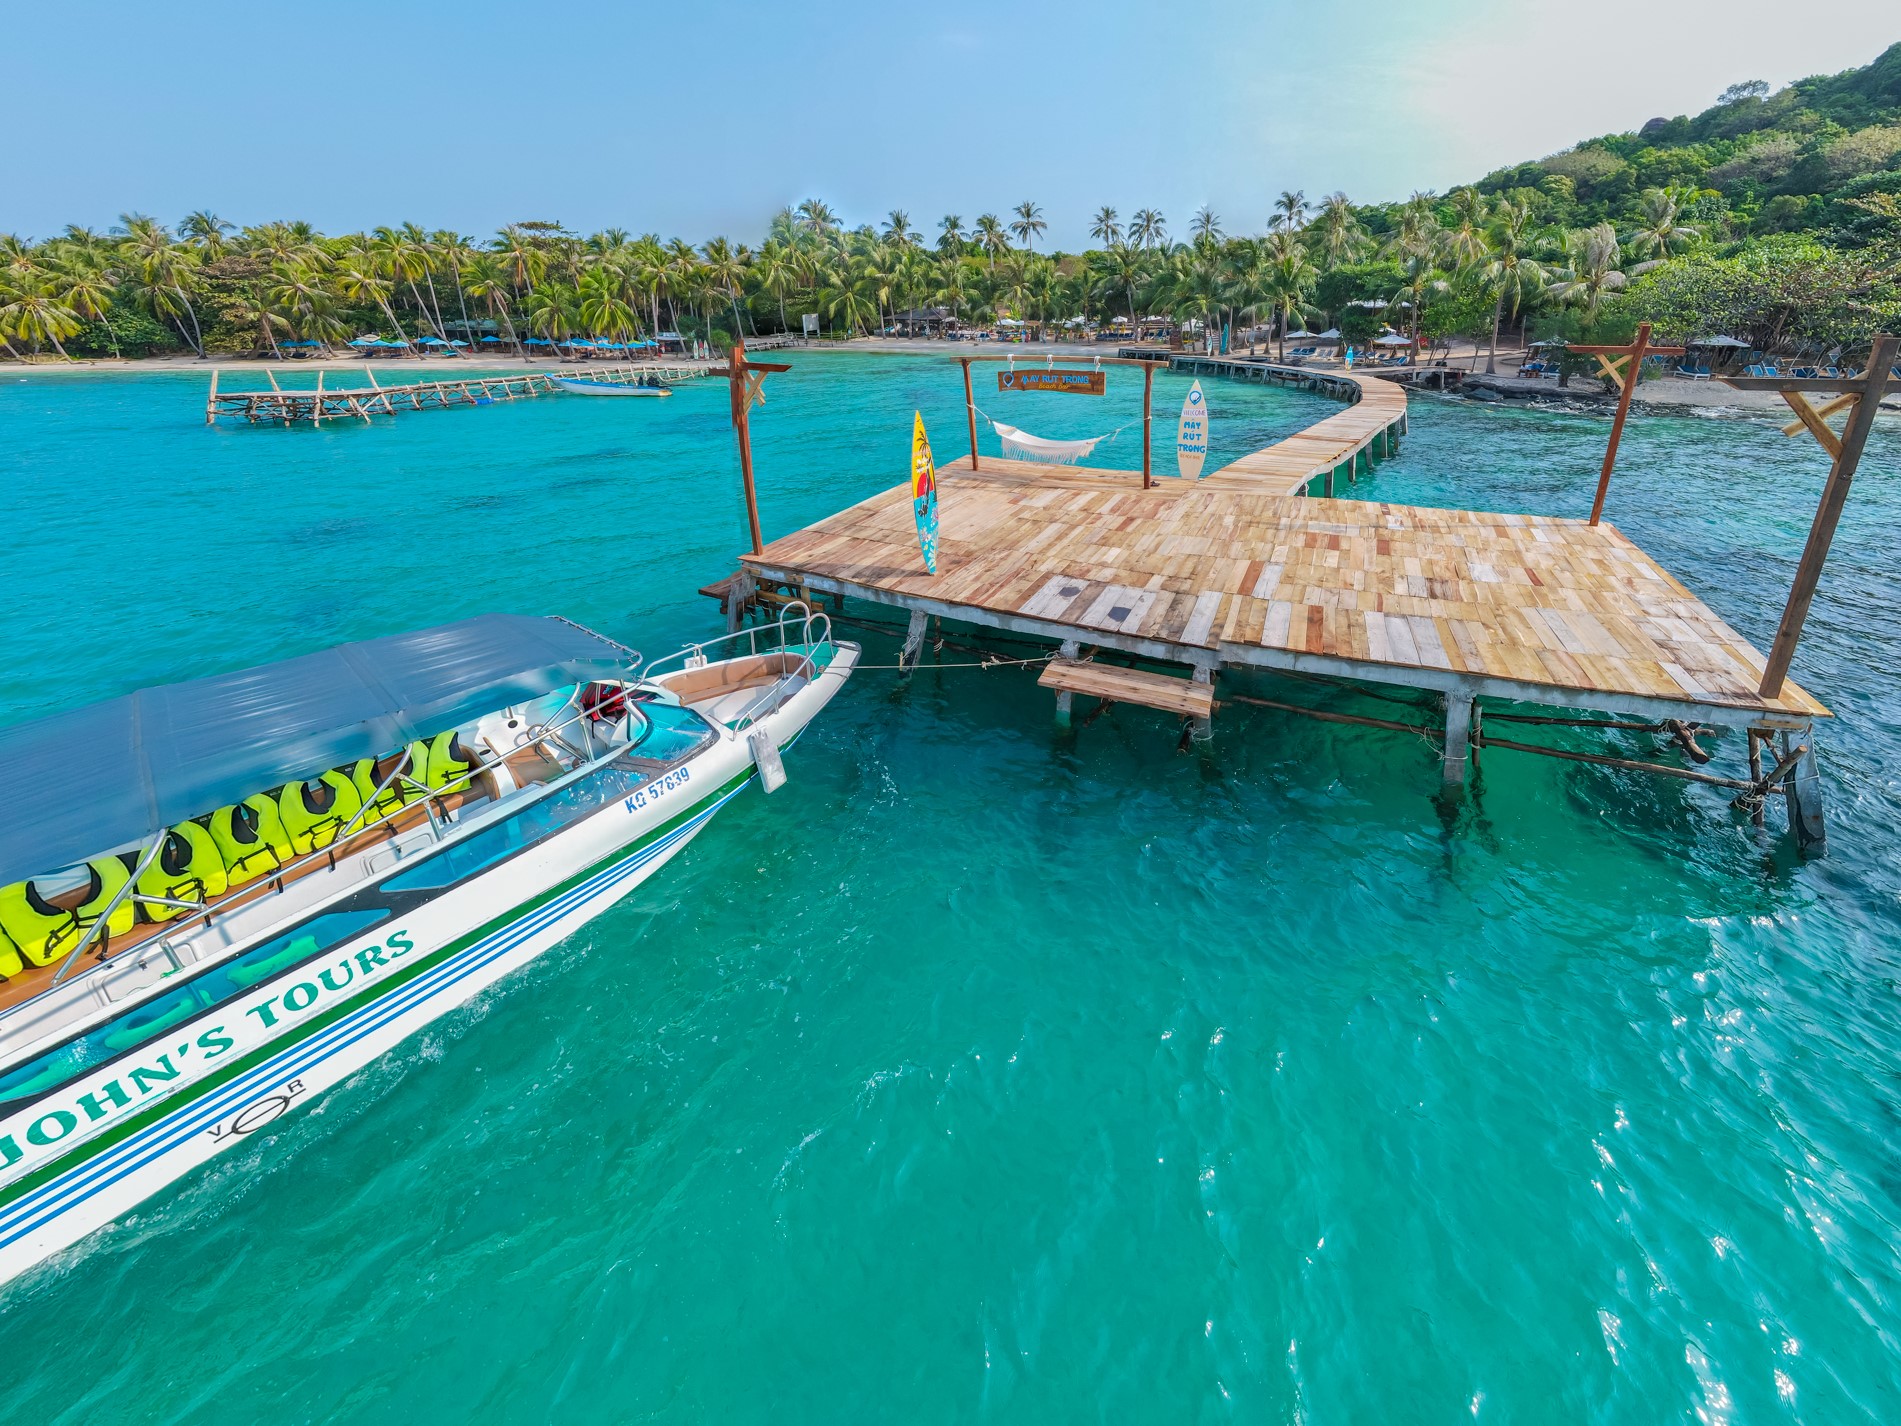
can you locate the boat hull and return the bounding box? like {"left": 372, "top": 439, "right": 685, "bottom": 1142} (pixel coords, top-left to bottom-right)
{"left": 550, "top": 377, "right": 669, "bottom": 397}
{"left": 0, "top": 644, "right": 855, "bottom": 1286}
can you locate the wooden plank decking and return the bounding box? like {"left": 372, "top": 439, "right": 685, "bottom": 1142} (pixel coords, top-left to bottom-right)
{"left": 743, "top": 365, "right": 1825, "bottom": 729}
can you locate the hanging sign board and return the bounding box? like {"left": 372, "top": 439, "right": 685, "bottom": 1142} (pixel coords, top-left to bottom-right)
{"left": 910, "top": 411, "right": 940, "bottom": 574}
{"left": 1176, "top": 380, "right": 1209, "bottom": 478}
{"left": 997, "top": 369, "right": 1106, "bottom": 395}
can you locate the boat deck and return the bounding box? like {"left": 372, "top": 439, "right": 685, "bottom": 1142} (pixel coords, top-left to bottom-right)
{"left": 743, "top": 453, "right": 1825, "bottom": 729}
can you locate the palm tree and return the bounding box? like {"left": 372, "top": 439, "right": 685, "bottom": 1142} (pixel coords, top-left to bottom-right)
{"left": 883, "top": 211, "right": 919, "bottom": 250}
{"left": 492, "top": 225, "right": 547, "bottom": 300}
{"left": 1191, "top": 206, "right": 1224, "bottom": 245}
{"left": 578, "top": 268, "right": 637, "bottom": 344}
{"left": 795, "top": 198, "right": 839, "bottom": 240}
{"left": 1627, "top": 187, "right": 1702, "bottom": 261}
{"left": 178, "top": 211, "right": 232, "bottom": 259}
{"left": 1312, "top": 193, "right": 1366, "bottom": 271}
{"left": 937, "top": 215, "right": 966, "bottom": 256}
{"left": 1090, "top": 206, "right": 1122, "bottom": 247}
{"left": 118, "top": 214, "right": 206, "bottom": 355}
{"left": 1008, "top": 201, "right": 1046, "bottom": 251}
{"left": 975, "top": 214, "right": 1009, "bottom": 270}
{"left": 1130, "top": 208, "right": 1167, "bottom": 251}
{"left": 0, "top": 277, "right": 82, "bottom": 359}
{"left": 1265, "top": 240, "right": 1318, "bottom": 361}
{"left": 700, "top": 236, "right": 749, "bottom": 336}
{"left": 333, "top": 259, "right": 411, "bottom": 346}
{"left": 1390, "top": 252, "right": 1449, "bottom": 363}
{"left": 751, "top": 239, "right": 798, "bottom": 332}
{"left": 1479, "top": 197, "right": 1545, "bottom": 373}
{"left": 1551, "top": 222, "right": 1627, "bottom": 323}
{"left": 464, "top": 254, "right": 526, "bottom": 356}
{"left": 51, "top": 252, "right": 121, "bottom": 357}
{"left": 1272, "top": 191, "right": 1309, "bottom": 233}
{"left": 1443, "top": 188, "right": 1490, "bottom": 269}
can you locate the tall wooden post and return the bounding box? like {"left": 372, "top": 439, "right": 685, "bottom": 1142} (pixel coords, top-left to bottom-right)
{"left": 1750, "top": 333, "right": 1898, "bottom": 698}
{"left": 1570, "top": 322, "right": 1683, "bottom": 525}
{"left": 1142, "top": 361, "right": 1155, "bottom": 489}
{"left": 715, "top": 337, "right": 792, "bottom": 557}
{"left": 962, "top": 357, "right": 979, "bottom": 470}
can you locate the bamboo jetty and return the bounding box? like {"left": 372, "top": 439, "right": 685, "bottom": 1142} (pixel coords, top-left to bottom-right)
{"left": 204, "top": 361, "right": 715, "bottom": 426}
{"left": 700, "top": 344, "right": 1898, "bottom": 856}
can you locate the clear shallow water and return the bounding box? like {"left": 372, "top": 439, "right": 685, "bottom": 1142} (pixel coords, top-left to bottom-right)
{"left": 2, "top": 355, "right": 1899, "bottom": 1423}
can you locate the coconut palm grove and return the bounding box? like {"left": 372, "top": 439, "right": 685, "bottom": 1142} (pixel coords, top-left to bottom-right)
{"left": 4, "top": 43, "right": 1900, "bottom": 366}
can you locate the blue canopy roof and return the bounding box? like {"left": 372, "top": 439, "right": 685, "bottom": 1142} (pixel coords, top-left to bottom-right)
{"left": 0, "top": 614, "right": 637, "bottom": 885}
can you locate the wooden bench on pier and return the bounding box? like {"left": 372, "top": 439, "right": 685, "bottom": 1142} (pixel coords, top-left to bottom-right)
{"left": 1038, "top": 658, "right": 1213, "bottom": 719}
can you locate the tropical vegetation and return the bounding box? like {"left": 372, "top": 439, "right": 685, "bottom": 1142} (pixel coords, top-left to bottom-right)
{"left": 6, "top": 44, "right": 1901, "bottom": 365}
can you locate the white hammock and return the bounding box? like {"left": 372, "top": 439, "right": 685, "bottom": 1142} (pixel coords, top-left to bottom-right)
{"left": 991, "top": 421, "right": 1108, "bottom": 465}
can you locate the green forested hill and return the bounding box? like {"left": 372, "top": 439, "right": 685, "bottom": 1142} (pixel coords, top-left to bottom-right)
{"left": 1429, "top": 41, "right": 1901, "bottom": 244}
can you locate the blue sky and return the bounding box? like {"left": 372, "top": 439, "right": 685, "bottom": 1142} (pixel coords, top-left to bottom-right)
{"left": 8, "top": 2, "right": 1897, "bottom": 246}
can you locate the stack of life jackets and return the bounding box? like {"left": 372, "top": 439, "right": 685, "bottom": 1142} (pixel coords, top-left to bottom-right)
{"left": 0, "top": 730, "right": 477, "bottom": 980}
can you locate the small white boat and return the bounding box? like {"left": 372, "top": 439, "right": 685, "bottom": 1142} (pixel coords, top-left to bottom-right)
{"left": 551, "top": 376, "right": 671, "bottom": 397}
{"left": 0, "top": 606, "right": 855, "bottom": 1284}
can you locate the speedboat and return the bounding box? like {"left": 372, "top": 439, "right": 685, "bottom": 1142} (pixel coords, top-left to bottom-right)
{"left": 0, "top": 606, "right": 855, "bottom": 1284}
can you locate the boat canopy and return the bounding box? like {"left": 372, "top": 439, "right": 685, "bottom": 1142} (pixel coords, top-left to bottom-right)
{"left": 0, "top": 614, "right": 637, "bottom": 886}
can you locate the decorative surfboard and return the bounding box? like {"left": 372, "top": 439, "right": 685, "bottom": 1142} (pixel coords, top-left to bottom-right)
{"left": 911, "top": 411, "right": 939, "bottom": 573}
{"left": 1176, "top": 380, "right": 1209, "bottom": 479}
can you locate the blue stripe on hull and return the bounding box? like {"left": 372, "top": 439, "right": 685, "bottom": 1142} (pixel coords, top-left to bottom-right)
{"left": 0, "top": 780, "right": 746, "bottom": 1252}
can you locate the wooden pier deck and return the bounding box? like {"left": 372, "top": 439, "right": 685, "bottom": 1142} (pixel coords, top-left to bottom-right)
{"left": 205, "top": 361, "right": 713, "bottom": 425}
{"left": 740, "top": 364, "right": 1825, "bottom": 738}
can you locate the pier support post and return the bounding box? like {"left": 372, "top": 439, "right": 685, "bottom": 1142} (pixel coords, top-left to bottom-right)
{"left": 1053, "top": 640, "right": 1080, "bottom": 726}
{"left": 723, "top": 570, "right": 756, "bottom": 633}
{"left": 1782, "top": 727, "right": 1827, "bottom": 857}
{"left": 899, "top": 609, "right": 929, "bottom": 677}
{"left": 1442, "top": 693, "right": 1475, "bottom": 786}
{"left": 1189, "top": 667, "right": 1214, "bottom": 743}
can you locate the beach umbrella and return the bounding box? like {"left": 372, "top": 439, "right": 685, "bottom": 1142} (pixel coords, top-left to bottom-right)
{"left": 1315, "top": 328, "right": 1341, "bottom": 339}
{"left": 348, "top": 336, "right": 380, "bottom": 347}
{"left": 1283, "top": 329, "right": 1317, "bottom": 340}
{"left": 1694, "top": 335, "right": 1750, "bottom": 347}
{"left": 524, "top": 338, "right": 552, "bottom": 346}
{"left": 450, "top": 340, "right": 469, "bottom": 347}
{"left": 1373, "top": 333, "right": 1412, "bottom": 346}
{"left": 480, "top": 335, "right": 503, "bottom": 343}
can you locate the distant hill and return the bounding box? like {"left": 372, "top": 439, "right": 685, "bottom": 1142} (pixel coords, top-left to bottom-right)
{"left": 1453, "top": 42, "right": 1901, "bottom": 242}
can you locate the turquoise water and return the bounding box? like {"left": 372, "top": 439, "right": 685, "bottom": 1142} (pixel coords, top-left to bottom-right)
{"left": 2, "top": 355, "right": 1899, "bottom": 1423}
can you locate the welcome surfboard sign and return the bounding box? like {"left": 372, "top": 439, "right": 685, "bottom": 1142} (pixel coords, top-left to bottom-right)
{"left": 911, "top": 411, "right": 939, "bottom": 573}
{"left": 1176, "top": 380, "right": 1209, "bottom": 478}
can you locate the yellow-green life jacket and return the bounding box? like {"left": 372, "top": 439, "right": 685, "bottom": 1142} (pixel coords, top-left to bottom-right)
{"left": 349, "top": 756, "right": 408, "bottom": 827}
{"left": 136, "top": 821, "right": 229, "bottom": 923}
{"left": 277, "top": 770, "right": 363, "bottom": 855}
{"left": 210, "top": 800, "right": 291, "bottom": 887}
{"left": 425, "top": 729, "right": 476, "bottom": 794}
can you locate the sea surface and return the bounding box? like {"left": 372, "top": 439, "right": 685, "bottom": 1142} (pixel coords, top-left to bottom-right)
{"left": 1, "top": 353, "right": 1898, "bottom": 1424}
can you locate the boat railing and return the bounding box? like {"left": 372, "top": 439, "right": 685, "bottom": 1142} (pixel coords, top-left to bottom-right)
{"left": 19, "top": 658, "right": 655, "bottom": 1016}
{"left": 640, "top": 600, "right": 832, "bottom": 682}
{"left": 727, "top": 605, "right": 833, "bottom": 734}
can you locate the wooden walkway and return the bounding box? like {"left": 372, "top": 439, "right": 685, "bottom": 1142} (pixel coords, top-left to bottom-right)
{"left": 740, "top": 365, "right": 1826, "bottom": 738}
{"left": 205, "top": 361, "right": 713, "bottom": 425}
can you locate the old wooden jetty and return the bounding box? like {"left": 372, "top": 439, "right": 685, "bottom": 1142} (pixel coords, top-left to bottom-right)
{"left": 700, "top": 343, "right": 1895, "bottom": 853}
{"left": 204, "top": 361, "right": 713, "bottom": 426}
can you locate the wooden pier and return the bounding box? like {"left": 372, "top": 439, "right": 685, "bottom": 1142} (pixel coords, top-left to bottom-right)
{"left": 720, "top": 348, "right": 1850, "bottom": 849}
{"left": 205, "top": 361, "right": 714, "bottom": 425}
